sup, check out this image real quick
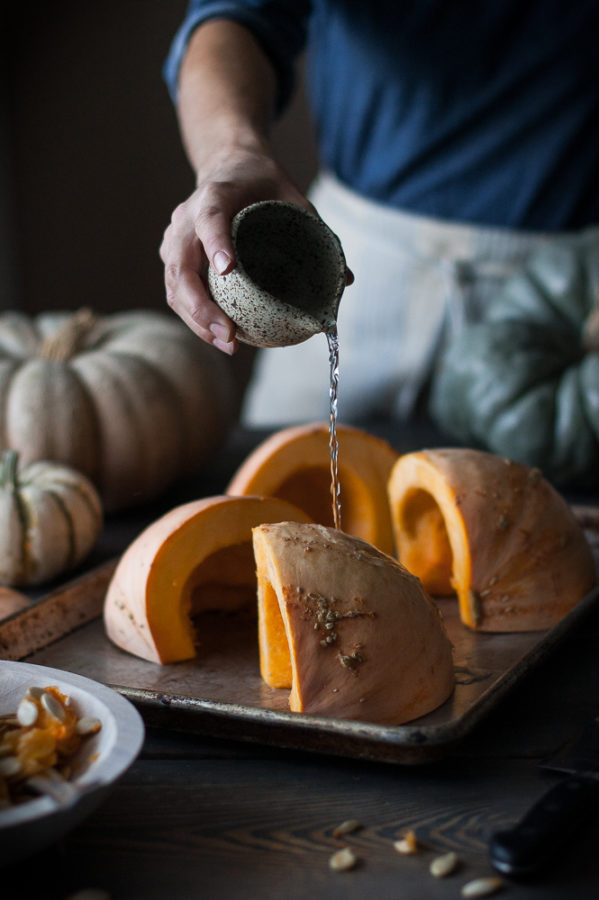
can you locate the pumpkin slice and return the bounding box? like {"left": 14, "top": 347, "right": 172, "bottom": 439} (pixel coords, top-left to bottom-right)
{"left": 227, "top": 423, "right": 399, "bottom": 555}
{"left": 0, "top": 587, "right": 30, "bottom": 619}
{"left": 252, "top": 521, "right": 454, "bottom": 724}
{"left": 388, "top": 448, "right": 596, "bottom": 632}
{"left": 104, "top": 495, "right": 311, "bottom": 664}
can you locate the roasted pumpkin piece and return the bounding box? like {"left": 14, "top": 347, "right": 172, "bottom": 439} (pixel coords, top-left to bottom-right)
{"left": 253, "top": 521, "right": 454, "bottom": 724}
{"left": 388, "top": 448, "right": 596, "bottom": 632}
{"left": 227, "top": 423, "right": 399, "bottom": 555}
{"left": 103, "top": 495, "right": 311, "bottom": 664}
{"left": 0, "top": 586, "right": 31, "bottom": 619}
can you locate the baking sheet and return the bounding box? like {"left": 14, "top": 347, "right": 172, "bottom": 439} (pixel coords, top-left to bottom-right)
{"left": 1, "top": 529, "right": 598, "bottom": 765}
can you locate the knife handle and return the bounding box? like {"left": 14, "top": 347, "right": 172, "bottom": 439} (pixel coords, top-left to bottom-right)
{"left": 489, "top": 775, "right": 599, "bottom": 878}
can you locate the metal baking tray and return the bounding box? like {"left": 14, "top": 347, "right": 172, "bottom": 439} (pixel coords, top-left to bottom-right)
{"left": 2, "top": 519, "right": 598, "bottom": 765}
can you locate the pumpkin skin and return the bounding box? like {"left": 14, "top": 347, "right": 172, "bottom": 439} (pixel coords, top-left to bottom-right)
{"left": 0, "top": 309, "right": 237, "bottom": 511}
{"left": 388, "top": 448, "right": 596, "bottom": 632}
{"left": 103, "top": 494, "right": 311, "bottom": 664}
{"left": 0, "top": 450, "right": 103, "bottom": 587}
{"left": 0, "top": 587, "right": 31, "bottom": 618}
{"left": 429, "top": 241, "right": 599, "bottom": 489}
{"left": 227, "top": 423, "right": 399, "bottom": 555}
{"left": 252, "top": 521, "right": 454, "bottom": 723}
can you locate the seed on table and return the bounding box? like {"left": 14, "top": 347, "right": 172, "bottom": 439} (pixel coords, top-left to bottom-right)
{"left": 41, "top": 691, "right": 66, "bottom": 722}
{"left": 461, "top": 875, "right": 504, "bottom": 898}
{"left": 430, "top": 850, "right": 460, "bottom": 877}
{"left": 332, "top": 818, "right": 362, "bottom": 837}
{"left": 17, "top": 698, "right": 39, "bottom": 727}
{"left": 393, "top": 830, "right": 420, "bottom": 855}
{"left": 329, "top": 847, "right": 358, "bottom": 871}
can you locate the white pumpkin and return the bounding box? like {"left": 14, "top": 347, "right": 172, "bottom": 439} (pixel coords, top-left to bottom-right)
{"left": 0, "top": 450, "right": 102, "bottom": 587}
{"left": 0, "top": 309, "right": 237, "bottom": 510}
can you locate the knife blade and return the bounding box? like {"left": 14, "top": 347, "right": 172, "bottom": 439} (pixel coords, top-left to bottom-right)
{"left": 489, "top": 717, "right": 599, "bottom": 878}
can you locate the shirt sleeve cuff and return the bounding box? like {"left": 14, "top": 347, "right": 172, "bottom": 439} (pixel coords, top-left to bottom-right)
{"left": 162, "top": 2, "right": 310, "bottom": 114}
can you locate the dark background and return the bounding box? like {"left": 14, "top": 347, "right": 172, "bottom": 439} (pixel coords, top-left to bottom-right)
{"left": 3, "top": 1, "right": 317, "bottom": 316}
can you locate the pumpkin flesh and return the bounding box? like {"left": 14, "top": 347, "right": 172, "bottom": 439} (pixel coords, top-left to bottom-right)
{"left": 253, "top": 521, "right": 454, "bottom": 724}
{"left": 227, "top": 423, "right": 398, "bottom": 555}
{"left": 388, "top": 448, "right": 596, "bottom": 632}
{"left": 103, "top": 495, "right": 311, "bottom": 664}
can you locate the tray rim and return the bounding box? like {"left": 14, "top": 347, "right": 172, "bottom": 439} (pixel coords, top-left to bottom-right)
{"left": 1, "top": 505, "right": 598, "bottom": 765}
{"left": 103, "top": 584, "right": 599, "bottom": 752}
{"left": 3, "top": 573, "right": 597, "bottom": 765}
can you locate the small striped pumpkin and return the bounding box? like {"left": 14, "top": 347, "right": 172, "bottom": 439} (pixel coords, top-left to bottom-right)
{"left": 0, "top": 450, "right": 102, "bottom": 587}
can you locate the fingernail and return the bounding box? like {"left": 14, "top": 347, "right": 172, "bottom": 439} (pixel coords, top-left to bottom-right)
{"left": 212, "top": 337, "right": 235, "bottom": 355}
{"left": 210, "top": 322, "right": 232, "bottom": 342}
{"left": 213, "top": 251, "right": 232, "bottom": 274}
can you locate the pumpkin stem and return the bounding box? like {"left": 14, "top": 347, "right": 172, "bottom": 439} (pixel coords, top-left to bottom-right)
{"left": 39, "top": 308, "right": 97, "bottom": 361}
{"left": 0, "top": 449, "right": 20, "bottom": 491}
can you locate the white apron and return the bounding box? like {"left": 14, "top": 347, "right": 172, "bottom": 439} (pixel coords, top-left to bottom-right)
{"left": 241, "top": 172, "right": 572, "bottom": 426}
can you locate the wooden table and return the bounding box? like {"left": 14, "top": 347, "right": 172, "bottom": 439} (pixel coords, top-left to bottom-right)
{"left": 4, "top": 423, "right": 599, "bottom": 899}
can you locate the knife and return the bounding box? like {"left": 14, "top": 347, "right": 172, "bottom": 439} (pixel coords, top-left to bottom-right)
{"left": 489, "top": 717, "right": 599, "bottom": 878}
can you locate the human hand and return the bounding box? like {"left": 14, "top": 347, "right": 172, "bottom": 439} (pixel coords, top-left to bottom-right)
{"left": 160, "top": 145, "right": 312, "bottom": 354}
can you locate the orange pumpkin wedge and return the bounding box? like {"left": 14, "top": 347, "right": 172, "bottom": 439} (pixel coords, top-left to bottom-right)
{"left": 388, "top": 448, "right": 596, "bottom": 632}
{"left": 227, "top": 423, "right": 399, "bottom": 555}
{"left": 252, "top": 521, "right": 454, "bottom": 724}
{"left": 103, "top": 495, "right": 311, "bottom": 664}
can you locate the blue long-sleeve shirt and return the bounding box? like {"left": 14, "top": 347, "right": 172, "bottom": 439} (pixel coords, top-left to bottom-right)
{"left": 164, "top": 1, "right": 599, "bottom": 231}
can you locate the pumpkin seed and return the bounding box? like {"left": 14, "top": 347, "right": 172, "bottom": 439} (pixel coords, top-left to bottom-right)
{"left": 329, "top": 847, "right": 358, "bottom": 871}
{"left": 17, "top": 698, "right": 39, "bottom": 727}
{"left": 75, "top": 715, "right": 102, "bottom": 736}
{"left": 41, "top": 691, "right": 65, "bottom": 722}
{"left": 332, "top": 819, "right": 362, "bottom": 837}
{"left": 430, "top": 851, "right": 459, "bottom": 877}
{"left": 393, "top": 830, "right": 420, "bottom": 855}
{"left": 461, "top": 875, "right": 504, "bottom": 898}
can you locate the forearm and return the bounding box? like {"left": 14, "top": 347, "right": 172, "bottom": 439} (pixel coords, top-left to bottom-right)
{"left": 161, "top": 17, "right": 311, "bottom": 355}
{"left": 177, "top": 19, "right": 278, "bottom": 178}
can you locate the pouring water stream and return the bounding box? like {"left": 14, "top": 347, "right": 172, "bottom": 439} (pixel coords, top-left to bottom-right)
{"left": 327, "top": 324, "right": 341, "bottom": 531}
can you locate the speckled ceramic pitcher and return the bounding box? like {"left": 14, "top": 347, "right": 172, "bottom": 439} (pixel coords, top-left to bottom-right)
{"left": 208, "top": 200, "right": 347, "bottom": 348}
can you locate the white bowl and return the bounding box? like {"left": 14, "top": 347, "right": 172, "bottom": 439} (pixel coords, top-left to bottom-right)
{"left": 0, "top": 661, "right": 145, "bottom": 865}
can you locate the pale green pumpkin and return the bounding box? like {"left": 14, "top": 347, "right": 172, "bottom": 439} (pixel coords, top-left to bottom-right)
{"left": 430, "top": 238, "right": 599, "bottom": 489}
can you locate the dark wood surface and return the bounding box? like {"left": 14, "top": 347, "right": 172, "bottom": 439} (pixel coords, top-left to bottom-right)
{"left": 5, "top": 422, "right": 599, "bottom": 899}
